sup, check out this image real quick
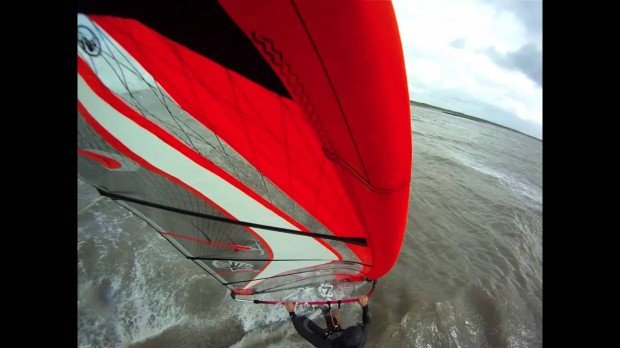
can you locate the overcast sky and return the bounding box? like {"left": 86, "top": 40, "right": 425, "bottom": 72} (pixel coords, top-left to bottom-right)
{"left": 392, "top": 0, "right": 542, "bottom": 139}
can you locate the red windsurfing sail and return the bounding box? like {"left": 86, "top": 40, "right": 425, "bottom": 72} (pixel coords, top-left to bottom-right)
{"left": 77, "top": 0, "right": 411, "bottom": 304}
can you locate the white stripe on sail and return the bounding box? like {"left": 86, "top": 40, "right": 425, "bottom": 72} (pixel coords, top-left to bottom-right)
{"left": 78, "top": 73, "right": 339, "bottom": 289}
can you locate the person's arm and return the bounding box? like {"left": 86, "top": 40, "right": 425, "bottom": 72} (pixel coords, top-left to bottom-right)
{"left": 358, "top": 295, "right": 372, "bottom": 329}
{"left": 285, "top": 301, "right": 296, "bottom": 318}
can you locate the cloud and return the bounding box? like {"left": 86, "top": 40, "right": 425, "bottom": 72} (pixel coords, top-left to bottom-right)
{"left": 450, "top": 38, "right": 467, "bottom": 49}
{"left": 392, "top": 0, "right": 542, "bottom": 139}
{"left": 488, "top": 0, "right": 542, "bottom": 45}
{"left": 409, "top": 77, "right": 542, "bottom": 139}
{"left": 485, "top": 43, "right": 542, "bottom": 87}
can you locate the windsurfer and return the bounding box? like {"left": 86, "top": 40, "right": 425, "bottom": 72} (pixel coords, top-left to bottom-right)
{"left": 285, "top": 295, "right": 371, "bottom": 348}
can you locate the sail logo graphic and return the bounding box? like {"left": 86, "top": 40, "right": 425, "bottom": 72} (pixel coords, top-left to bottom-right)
{"left": 78, "top": 25, "right": 101, "bottom": 57}
{"left": 318, "top": 283, "right": 334, "bottom": 298}
{"left": 213, "top": 260, "right": 254, "bottom": 272}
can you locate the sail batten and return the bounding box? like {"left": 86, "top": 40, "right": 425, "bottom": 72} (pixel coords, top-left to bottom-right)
{"left": 97, "top": 188, "right": 368, "bottom": 246}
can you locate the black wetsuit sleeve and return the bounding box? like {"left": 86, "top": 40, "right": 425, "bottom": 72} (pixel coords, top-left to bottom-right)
{"left": 362, "top": 305, "right": 371, "bottom": 330}
{"left": 352, "top": 305, "right": 370, "bottom": 347}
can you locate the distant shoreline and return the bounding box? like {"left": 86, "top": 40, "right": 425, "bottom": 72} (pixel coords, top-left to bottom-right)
{"left": 410, "top": 100, "right": 541, "bottom": 141}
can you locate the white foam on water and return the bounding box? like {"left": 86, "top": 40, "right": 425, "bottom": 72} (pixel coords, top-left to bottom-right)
{"left": 78, "top": 241, "right": 188, "bottom": 347}
{"left": 78, "top": 194, "right": 104, "bottom": 214}
{"left": 78, "top": 189, "right": 197, "bottom": 347}
{"left": 229, "top": 329, "right": 300, "bottom": 348}
{"left": 117, "top": 259, "right": 183, "bottom": 345}
{"left": 453, "top": 152, "right": 541, "bottom": 205}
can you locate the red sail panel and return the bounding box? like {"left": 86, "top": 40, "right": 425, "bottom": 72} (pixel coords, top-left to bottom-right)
{"left": 220, "top": 0, "right": 411, "bottom": 279}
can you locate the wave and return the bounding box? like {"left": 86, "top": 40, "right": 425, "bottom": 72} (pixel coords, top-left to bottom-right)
{"left": 453, "top": 154, "right": 542, "bottom": 206}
